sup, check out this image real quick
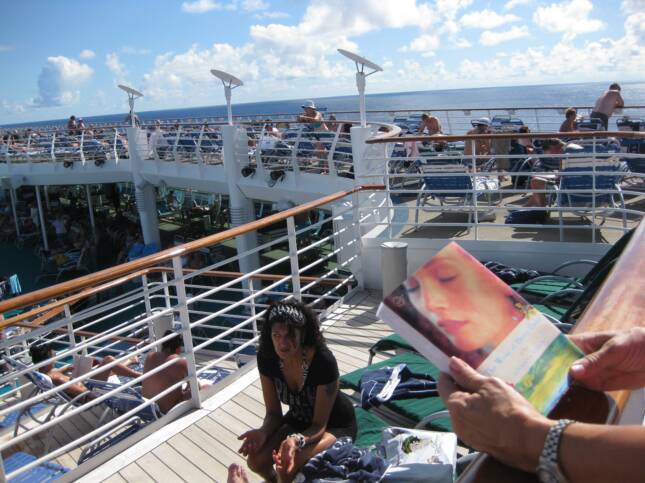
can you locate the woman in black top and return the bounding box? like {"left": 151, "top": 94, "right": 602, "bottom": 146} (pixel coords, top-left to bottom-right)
{"left": 238, "top": 301, "right": 356, "bottom": 483}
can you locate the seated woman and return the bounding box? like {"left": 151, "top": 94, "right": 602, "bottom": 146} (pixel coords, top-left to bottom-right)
{"left": 238, "top": 301, "right": 356, "bottom": 483}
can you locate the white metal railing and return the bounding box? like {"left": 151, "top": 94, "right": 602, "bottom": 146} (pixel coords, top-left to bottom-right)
{"left": 361, "top": 134, "right": 644, "bottom": 242}
{"left": 0, "top": 189, "right": 366, "bottom": 480}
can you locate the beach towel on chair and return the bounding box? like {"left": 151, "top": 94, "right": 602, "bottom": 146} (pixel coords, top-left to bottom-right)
{"left": 359, "top": 364, "right": 438, "bottom": 409}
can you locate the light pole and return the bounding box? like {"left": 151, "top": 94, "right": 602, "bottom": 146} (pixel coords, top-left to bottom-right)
{"left": 117, "top": 84, "right": 144, "bottom": 127}
{"left": 210, "top": 69, "right": 244, "bottom": 126}
{"left": 337, "top": 49, "right": 383, "bottom": 128}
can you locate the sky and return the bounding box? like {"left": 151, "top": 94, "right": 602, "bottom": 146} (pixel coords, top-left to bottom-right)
{"left": 0, "top": 0, "right": 643, "bottom": 124}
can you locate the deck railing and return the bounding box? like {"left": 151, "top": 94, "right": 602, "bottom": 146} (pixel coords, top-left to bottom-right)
{"left": 364, "top": 130, "right": 645, "bottom": 243}
{"left": 0, "top": 184, "right": 383, "bottom": 480}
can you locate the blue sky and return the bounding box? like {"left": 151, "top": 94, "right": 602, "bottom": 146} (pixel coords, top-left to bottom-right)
{"left": 1, "top": 0, "right": 643, "bottom": 124}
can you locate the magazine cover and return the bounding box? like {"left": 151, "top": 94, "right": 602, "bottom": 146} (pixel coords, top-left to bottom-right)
{"left": 376, "top": 242, "right": 583, "bottom": 415}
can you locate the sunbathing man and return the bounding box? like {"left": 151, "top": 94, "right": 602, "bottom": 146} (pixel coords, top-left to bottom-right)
{"left": 590, "top": 83, "right": 624, "bottom": 130}
{"left": 29, "top": 342, "right": 142, "bottom": 400}
{"left": 142, "top": 330, "right": 206, "bottom": 413}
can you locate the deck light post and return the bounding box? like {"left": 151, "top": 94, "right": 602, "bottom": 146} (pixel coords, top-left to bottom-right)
{"left": 337, "top": 49, "right": 383, "bottom": 128}
{"left": 210, "top": 69, "right": 244, "bottom": 126}
{"left": 117, "top": 84, "right": 144, "bottom": 127}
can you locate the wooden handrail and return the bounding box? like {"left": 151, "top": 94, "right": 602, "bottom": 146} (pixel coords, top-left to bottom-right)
{"left": 0, "top": 269, "right": 150, "bottom": 330}
{"left": 459, "top": 218, "right": 645, "bottom": 483}
{"left": 150, "top": 267, "right": 347, "bottom": 286}
{"left": 12, "top": 306, "right": 67, "bottom": 329}
{"left": 367, "top": 130, "right": 645, "bottom": 144}
{"left": 0, "top": 185, "right": 384, "bottom": 316}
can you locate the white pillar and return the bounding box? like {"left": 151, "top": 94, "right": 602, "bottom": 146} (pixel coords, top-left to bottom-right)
{"left": 9, "top": 187, "right": 20, "bottom": 237}
{"left": 381, "top": 242, "right": 407, "bottom": 295}
{"left": 127, "top": 127, "right": 161, "bottom": 246}
{"left": 221, "top": 125, "right": 260, "bottom": 275}
{"left": 85, "top": 185, "right": 96, "bottom": 233}
{"left": 35, "top": 186, "right": 49, "bottom": 251}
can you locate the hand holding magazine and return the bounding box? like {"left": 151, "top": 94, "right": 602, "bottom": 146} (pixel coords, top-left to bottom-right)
{"left": 377, "top": 242, "right": 583, "bottom": 415}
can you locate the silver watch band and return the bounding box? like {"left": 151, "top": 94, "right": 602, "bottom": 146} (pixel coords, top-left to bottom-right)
{"left": 537, "top": 419, "right": 575, "bottom": 483}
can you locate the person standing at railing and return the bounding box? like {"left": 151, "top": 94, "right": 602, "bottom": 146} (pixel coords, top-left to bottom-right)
{"left": 463, "top": 117, "right": 492, "bottom": 161}
{"left": 560, "top": 108, "right": 578, "bottom": 133}
{"left": 298, "top": 100, "right": 329, "bottom": 132}
{"left": 438, "top": 327, "right": 645, "bottom": 483}
{"left": 590, "top": 83, "right": 624, "bottom": 130}
{"left": 238, "top": 301, "right": 356, "bottom": 483}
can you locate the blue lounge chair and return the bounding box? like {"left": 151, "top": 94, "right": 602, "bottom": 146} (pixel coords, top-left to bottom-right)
{"left": 3, "top": 451, "right": 69, "bottom": 482}
{"left": 554, "top": 156, "right": 626, "bottom": 238}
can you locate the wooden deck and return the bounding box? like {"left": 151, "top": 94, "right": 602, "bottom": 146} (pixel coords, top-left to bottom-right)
{"left": 78, "top": 291, "right": 391, "bottom": 483}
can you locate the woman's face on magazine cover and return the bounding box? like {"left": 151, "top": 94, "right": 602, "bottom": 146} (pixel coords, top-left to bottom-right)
{"left": 411, "top": 247, "right": 521, "bottom": 352}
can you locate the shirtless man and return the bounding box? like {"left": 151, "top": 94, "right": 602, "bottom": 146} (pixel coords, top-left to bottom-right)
{"left": 142, "top": 330, "right": 205, "bottom": 413}
{"left": 590, "top": 83, "right": 624, "bottom": 130}
{"left": 29, "top": 342, "right": 142, "bottom": 400}
{"left": 559, "top": 107, "right": 577, "bottom": 132}
{"left": 463, "top": 117, "right": 491, "bottom": 159}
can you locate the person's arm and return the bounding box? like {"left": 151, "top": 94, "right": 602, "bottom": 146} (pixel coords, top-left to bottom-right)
{"left": 438, "top": 357, "right": 645, "bottom": 482}
{"left": 616, "top": 92, "right": 625, "bottom": 108}
{"left": 259, "top": 374, "right": 284, "bottom": 433}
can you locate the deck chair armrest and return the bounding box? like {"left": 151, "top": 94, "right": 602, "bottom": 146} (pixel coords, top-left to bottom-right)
{"left": 539, "top": 288, "right": 584, "bottom": 305}
{"left": 514, "top": 275, "right": 583, "bottom": 294}
{"left": 415, "top": 410, "right": 451, "bottom": 429}
{"left": 551, "top": 259, "right": 597, "bottom": 275}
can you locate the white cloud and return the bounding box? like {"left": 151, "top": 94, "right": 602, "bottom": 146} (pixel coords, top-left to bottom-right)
{"left": 254, "top": 11, "right": 289, "bottom": 19}
{"left": 79, "top": 49, "right": 95, "bottom": 59}
{"left": 181, "top": 0, "right": 226, "bottom": 14}
{"left": 504, "top": 0, "right": 531, "bottom": 10}
{"left": 400, "top": 34, "right": 440, "bottom": 54}
{"left": 460, "top": 9, "right": 520, "bottom": 29}
{"left": 106, "top": 52, "right": 127, "bottom": 82}
{"left": 241, "top": 0, "right": 268, "bottom": 11}
{"left": 0, "top": 44, "right": 15, "bottom": 52}
{"left": 533, "top": 0, "right": 604, "bottom": 41}
{"left": 480, "top": 25, "right": 529, "bottom": 46}
{"left": 32, "top": 56, "right": 93, "bottom": 107}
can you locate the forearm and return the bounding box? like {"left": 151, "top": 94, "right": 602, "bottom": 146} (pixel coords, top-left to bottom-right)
{"left": 260, "top": 412, "right": 282, "bottom": 433}
{"left": 559, "top": 423, "right": 645, "bottom": 483}
{"left": 300, "top": 422, "right": 327, "bottom": 447}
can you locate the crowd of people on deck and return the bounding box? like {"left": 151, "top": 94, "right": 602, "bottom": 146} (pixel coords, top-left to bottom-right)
{"left": 4, "top": 83, "right": 642, "bottom": 482}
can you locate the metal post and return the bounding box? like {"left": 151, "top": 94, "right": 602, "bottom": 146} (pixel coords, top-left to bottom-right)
{"left": 9, "top": 187, "right": 20, "bottom": 238}
{"left": 85, "top": 185, "right": 96, "bottom": 234}
{"left": 35, "top": 186, "right": 49, "bottom": 251}
{"left": 80, "top": 130, "right": 86, "bottom": 165}
{"left": 286, "top": 216, "right": 301, "bottom": 300}
{"left": 162, "top": 272, "right": 172, "bottom": 309}
{"left": 64, "top": 304, "right": 76, "bottom": 348}
{"left": 592, "top": 137, "right": 597, "bottom": 243}
{"left": 43, "top": 185, "right": 50, "bottom": 212}
{"left": 381, "top": 242, "right": 407, "bottom": 296}
{"left": 171, "top": 256, "right": 201, "bottom": 408}
{"left": 352, "top": 192, "right": 365, "bottom": 289}
{"left": 356, "top": 72, "right": 367, "bottom": 128}
{"left": 248, "top": 278, "right": 258, "bottom": 338}
{"left": 471, "top": 140, "right": 479, "bottom": 240}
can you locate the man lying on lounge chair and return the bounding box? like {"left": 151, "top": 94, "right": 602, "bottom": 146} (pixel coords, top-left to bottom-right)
{"left": 142, "top": 330, "right": 207, "bottom": 414}
{"left": 29, "top": 342, "right": 142, "bottom": 400}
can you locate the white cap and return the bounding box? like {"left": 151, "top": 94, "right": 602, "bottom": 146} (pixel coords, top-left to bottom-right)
{"left": 472, "top": 116, "right": 491, "bottom": 126}
{"left": 301, "top": 100, "right": 316, "bottom": 109}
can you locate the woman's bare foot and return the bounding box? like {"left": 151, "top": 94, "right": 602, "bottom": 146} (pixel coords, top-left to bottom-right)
{"left": 227, "top": 463, "right": 250, "bottom": 483}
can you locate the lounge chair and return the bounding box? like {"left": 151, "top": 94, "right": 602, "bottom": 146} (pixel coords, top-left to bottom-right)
{"left": 340, "top": 352, "right": 451, "bottom": 432}
{"left": 415, "top": 162, "right": 499, "bottom": 231}
{"left": 554, "top": 155, "right": 627, "bottom": 238}
{"left": 3, "top": 451, "right": 69, "bottom": 482}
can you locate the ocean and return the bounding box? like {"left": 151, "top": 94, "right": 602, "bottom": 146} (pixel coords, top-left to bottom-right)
{"left": 3, "top": 80, "right": 644, "bottom": 129}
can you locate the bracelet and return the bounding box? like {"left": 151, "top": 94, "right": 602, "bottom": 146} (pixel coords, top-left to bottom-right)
{"left": 288, "top": 433, "right": 306, "bottom": 450}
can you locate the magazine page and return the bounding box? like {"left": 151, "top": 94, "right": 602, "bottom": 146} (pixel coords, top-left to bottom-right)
{"left": 72, "top": 354, "right": 94, "bottom": 379}
{"left": 377, "top": 242, "right": 583, "bottom": 414}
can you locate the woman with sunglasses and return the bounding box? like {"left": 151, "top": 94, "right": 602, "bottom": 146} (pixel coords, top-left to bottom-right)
{"left": 237, "top": 301, "right": 356, "bottom": 483}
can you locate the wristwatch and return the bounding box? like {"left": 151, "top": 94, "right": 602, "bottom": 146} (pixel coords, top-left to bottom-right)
{"left": 536, "top": 419, "right": 575, "bottom": 483}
